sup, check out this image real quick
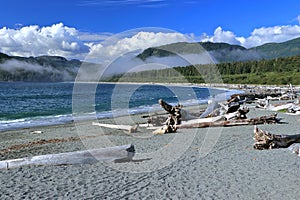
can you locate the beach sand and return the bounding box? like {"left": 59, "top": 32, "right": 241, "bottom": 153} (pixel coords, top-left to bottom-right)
{"left": 0, "top": 105, "right": 300, "bottom": 199}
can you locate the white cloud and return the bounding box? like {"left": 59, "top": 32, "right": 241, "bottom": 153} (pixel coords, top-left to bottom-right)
{"left": 202, "top": 26, "right": 241, "bottom": 45}
{"left": 202, "top": 25, "right": 300, "bottom": 48}
{"left": 0, "top": 23, "right": 89, "bottom": 59}
{"left": 86, "top": 31, "right": 190, "bottom": 63}
{"left": 243, "top": 25, "right": 300, "bottom": 47}
{"left": 0, "top": 23, "right": 190, "bottom": 62}
{"left": 2, "top": 22, "right": 300, "bottom": 62}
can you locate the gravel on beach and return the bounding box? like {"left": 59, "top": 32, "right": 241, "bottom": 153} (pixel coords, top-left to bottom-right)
{"left": 0, "top": 106, "right": 300, "bottom": 199}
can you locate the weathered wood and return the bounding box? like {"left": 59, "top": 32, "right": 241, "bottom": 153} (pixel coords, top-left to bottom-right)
{"left": 288, "top": 144, "right": 300, "bottom": 155}
{"left": 231, "top": 92, "right": 282, "bottom": 103}
{"left": 144, "top": 115, "right": 167, "bottom": 126}
{"left": 92, "top": 122, "right": 139, "bottom": 133}
{"left": 253, "top": 126, "right": 300, "bottom": 150}
{"left": 154, "top": 99, "right": 277, "bottom": 134}
{"left": 269, "top": 103, "right": 294, "bottom": 111}
{"left": 152, "top": 99, "right": 183, "bottom": 134}
{"left": 177, "top": 113, "right": 280, "bottom": 129}
{"left": 0, "top": 144, "right": 135, "bottom": 169}
{"left": 158, "top": 99, "right": 182, "bottom": 124}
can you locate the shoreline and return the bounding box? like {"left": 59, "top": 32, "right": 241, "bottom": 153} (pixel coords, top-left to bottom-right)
{"left": 0, "top": 83, "right": 242, "bottom": 133}
{"left": 0, "top": 81, "right": 299, "bottom": 198}
{"left": 1, "top": 80, "right": 297, "bottom": 134}
{"left": 0, "top": 101, "right": 300, "bottom": 198}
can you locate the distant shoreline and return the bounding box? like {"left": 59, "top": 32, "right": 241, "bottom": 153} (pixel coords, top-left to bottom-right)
{"left": 1, "top": 80, "right": 300, "bottom": 88}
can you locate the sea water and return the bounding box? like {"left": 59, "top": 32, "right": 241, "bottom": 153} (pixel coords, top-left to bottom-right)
{"left": 0, "top": 82, "right": 242, "bottom": 131}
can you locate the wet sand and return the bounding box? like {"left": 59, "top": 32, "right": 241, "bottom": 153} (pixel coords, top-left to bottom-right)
{"left": 0, "top": 104, "right": 300, "bottom": 199}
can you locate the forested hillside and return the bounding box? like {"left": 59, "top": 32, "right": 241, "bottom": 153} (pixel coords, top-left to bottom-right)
{"left": 0, "top": 53, "right": 81, "bottom": 82}
{"left": 107, "top": 55, "right": 300, "bottom": 85}
{"left": 1, "top": 36, "right": 300, "bottom": 84}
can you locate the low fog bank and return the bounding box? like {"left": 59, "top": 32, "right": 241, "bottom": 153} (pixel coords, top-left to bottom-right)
{"left": 98, "top": 48, "right": 263, "bottom": 78}
{"left": 0, "top": 47, "right": 264, "bottom": 82}
{"left": 209, "top": 49, "right": 262, "bottom": 63}
{"left": 0, "top": 59, "right": 80, "bottom": 82}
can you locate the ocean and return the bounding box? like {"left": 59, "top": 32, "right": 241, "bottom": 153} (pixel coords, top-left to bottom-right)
{"left": 0, "top": 82, "right": 242, "bottom": 131}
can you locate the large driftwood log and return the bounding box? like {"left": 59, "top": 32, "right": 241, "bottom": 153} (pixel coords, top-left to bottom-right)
{"left": 152, "top": 99, "right": 182, "bottom": 134}
{"left": 158, "top": 99, "right": 182, "bottom": 125}
{"left": 92, "top": 122, "right": 139, "bottom": 133}
{"left": 154, "top": 99, "right": 279, "bottom": 134}
{"left": 0, "top": 144, "right": 135, "bottom": 169}
{"left": 178, "top": 113, "right": 280, "bottom": 129}
{"left": 253, "top": 126, "right": 300, "bottom": 150}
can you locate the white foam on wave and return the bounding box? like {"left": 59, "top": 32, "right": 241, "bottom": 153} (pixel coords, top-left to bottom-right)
{"left": 0, "top": 88, "right": 243, "bottom": 132}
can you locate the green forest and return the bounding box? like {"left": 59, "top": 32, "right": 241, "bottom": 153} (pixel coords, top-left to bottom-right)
{"left": 105, "top": 54, "right": 300, "bottom": 85}
{"left": 0, "top": 38, "right": 300, "bottom": 85}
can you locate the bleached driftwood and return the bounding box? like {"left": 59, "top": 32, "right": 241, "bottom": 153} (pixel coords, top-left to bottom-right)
{"left": 151, "top": 99, "right": 183, "bottom": 134}
{"left": 287, "top": 101, "right": 300, "bottom": 114}
{"left": 288, "top": 144, "right": 300, "bottom": 156}
{"left": 178, "top": 113, "right": 280, "bottom": 129}
{"left": 92, "top": 122, "right": 139, "bottom": 133}
{"left": 142, "top": 115, "right": 167, "bottom": 126}
{"left": 0, "top": 144, "right": 135, "bottom": 169}
{"left": 253, "top": 126, "right": 300, "bottom": 150}
{"left": 223, "top": 106, "right": 249, "bottom": 120}
{"left": 269, "top": 103, "right": 295, "bottom": 112}
{"left": 256, "top": 99, "right": 269, "bottom": 109}
{"left": 153, "top": 99, "right": 275, "bottom": 134}
{"left": 255, "top": 97, "right": 300, "bottom": 113}
{"left": 30, "top": 130, "right": 44, "bottom": 134}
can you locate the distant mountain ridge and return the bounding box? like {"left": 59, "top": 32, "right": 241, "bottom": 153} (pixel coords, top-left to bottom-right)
{"left": 0, "top": 53, "right": 82, "bottom": 82}
{"left": 137, "top": 37, "right": 300, "bottom": 63}
{"left": 1, "top": 36, "right": 300, "bottom": 82}
{"left": 137, "top": 41, "right": 251, "bottom": 63}
{"left": 252, "top": 37, "right": 300, "bottom": 59}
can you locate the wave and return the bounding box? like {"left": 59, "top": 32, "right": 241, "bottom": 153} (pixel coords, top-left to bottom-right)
{"left": 0, "top": 83, "right": 243, "bottom": 132}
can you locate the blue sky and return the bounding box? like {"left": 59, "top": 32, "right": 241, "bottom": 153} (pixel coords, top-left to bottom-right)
{"left": 2, "top": 0, "right": 300, "bottom": 36}
{"left": 1, "top": 0, "right": 300, "bottom": 60}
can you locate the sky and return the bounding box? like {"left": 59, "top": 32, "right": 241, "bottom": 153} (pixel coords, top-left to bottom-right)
{"left": 1, "top": 0, "right": 300, "bottom": 61}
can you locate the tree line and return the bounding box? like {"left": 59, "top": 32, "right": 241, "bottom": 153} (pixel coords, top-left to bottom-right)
{"left": 106, "top": 54, "right": 300, "bottom": 85}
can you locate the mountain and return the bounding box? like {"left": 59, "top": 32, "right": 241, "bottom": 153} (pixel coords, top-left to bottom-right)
{"left": 0, "top": 53, "right": 82, "bottom": 82}
{"left": 252, "top": 37, "right": 300, "bottom": 59}
{"left": 1, "top": 36, "right": 300, "bottom": 82}
{"left": 137, "top": 37, "right": 300, "bottom": 63}
{"left": 137, "top": 41, "right": 259, "bottom": 63}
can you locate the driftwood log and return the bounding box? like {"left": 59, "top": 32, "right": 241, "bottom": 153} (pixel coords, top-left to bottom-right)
{"left": 253, "top": 126, "right": 300, "bottom": 150}
{"left": 92, "top": 122, "right": 139, "bottom": 133}
{"left": 154, "top": 99, "right": 280, "bottom": 134}
{"left": 178, "top": 113, "right": 280, "bottom": 129}
{"left": 142, "top": 113, "right": 168, "bottom": 126}
{"left": 0, "top": 144, "right": 135, "bottom": 169}
{"left": 158, "top": 99, "right": 182, "bottom": 125}
{"left": 152, "top": 99, "right": 182, "bottom": 134}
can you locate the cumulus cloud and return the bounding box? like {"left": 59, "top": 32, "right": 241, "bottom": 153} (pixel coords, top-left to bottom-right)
{"left": 243, "top": 25, "right": 300, "bottom": 47}
{"left": 202, "top": 25, "right": 300, "bottom": 48}
{"left": 202, "top": 27, "right": 241, "bottom": 45}
{"left": 86, "top": 31, "right": 190, "bottom": 63}
{"left": 0, "top": 23, "right": 191, "bottom": 63}
{"left": 2, "top": 22, "right": 300, "bottom": 62}
{"left": 0, "top": 23, "right": 89, "bottom": 59}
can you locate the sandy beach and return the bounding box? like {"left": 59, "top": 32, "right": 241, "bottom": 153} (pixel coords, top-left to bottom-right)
{"left": 0, "top": 102, "right": 300, "bottom": 199}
